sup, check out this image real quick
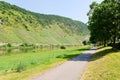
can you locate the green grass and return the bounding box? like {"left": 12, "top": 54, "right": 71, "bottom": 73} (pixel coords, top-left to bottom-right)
{"left": 0, "top": 46, "right": 90, "bottom": 80}
{"left": 81, "top": 47, "right": 120, "bottom": 80}
{"left": 0, "top": 26, "right": 87, "bottom": 45}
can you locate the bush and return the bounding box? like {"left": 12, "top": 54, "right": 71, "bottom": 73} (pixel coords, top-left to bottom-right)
{"left": 107, "top": 43, "right": 113, "bottom": 46}
{"left": 30, "top": 61, "right": 37, "bottom": 65}
{"left": 82, "top": 40, "right": 87, "bottom": 45}
{"left": 60, "top": 46, "right": 66, "bottom": 49}
{"left": 114, "top": 43, "right": 120, "bottom": 50}
{"left": 20, "top": 43, "right": 28, "bottom": 47}
{"left": 108, "top": 43, "right": 120, "bottom": 50}
{"left": 7, "top": 43, "right": 12, "bottom": 47}
{"left": 16, "top": 62, "right": 26, "bottom": 72}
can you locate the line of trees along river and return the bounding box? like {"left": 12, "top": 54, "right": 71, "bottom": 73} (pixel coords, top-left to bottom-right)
{"left": 0, "top": 43, "right": 80, "bottom": 55}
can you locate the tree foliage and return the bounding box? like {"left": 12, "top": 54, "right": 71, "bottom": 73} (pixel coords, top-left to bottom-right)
{"left": 88, "top": 0, "right": 120, "bottom": 47}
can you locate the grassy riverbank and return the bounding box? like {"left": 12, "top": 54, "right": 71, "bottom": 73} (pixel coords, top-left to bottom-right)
{"left": 81, "top": 47, "right": 120, "bottom": 80}
{"left": 0, "top": 46, "right": 90, "bottom": 80}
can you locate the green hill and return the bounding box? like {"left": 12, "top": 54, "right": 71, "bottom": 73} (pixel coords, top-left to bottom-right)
{"left": 0, "top": 1, "right": 89, "bottom": 45}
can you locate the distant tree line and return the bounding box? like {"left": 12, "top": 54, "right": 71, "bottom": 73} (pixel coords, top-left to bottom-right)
{"left": 88, "top": 0, "right": 120, "bottom": 49}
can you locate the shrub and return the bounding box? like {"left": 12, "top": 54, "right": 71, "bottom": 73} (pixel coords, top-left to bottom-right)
{"left": 107, "top": 43, "right": 113, "bottom": 46}
{"left": 16, "top": 62, "right": 26, "bottom": 72}
{"left": 82, "top": 40, "right": 87, "bottom": 45}
{"left": 114, "top": 43, "right": 120, "bottom": 50}
{"left": 108, "top": 43, "right": 120, "bottom": 50}
{"left": 30, "top": 61, "right": 37, "bottom": 65}
{"left": 20, "top": 43, "right": 28, "bottom": 47}
{"left": 60, "top": 46, "right": 66, "bottom": 49}
{"left": 7, "top": 43, "right": 12, "bottom": 47}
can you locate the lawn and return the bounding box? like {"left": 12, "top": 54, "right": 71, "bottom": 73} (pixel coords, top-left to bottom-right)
{"left": 81, "top": 47, "right": 120, "bottom": 80}
{"left": 0, "top": 45, "right": 90, "bottom": 80}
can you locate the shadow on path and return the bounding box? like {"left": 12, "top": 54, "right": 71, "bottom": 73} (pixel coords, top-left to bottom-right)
{"left": 91, "top": 48, "right": 119, "bottom": 61}
{"left": 56, "top": 47, "right": 120, "bottom": 62}
{"left": 32, "top": 48, "right": 96, "bottom": 80}
{"left": 56, "top": 48, "right": 96, "bottom": 62}
{"left": 71, "top": 53, "right": 92, "bottom": 61}
{"left": 74, "top": 48, "right": 90, "bottom": 51}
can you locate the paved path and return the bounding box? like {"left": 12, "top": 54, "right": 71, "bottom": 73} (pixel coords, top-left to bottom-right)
{"left": 32, "top": 47, "right": 96, "bottom": 80}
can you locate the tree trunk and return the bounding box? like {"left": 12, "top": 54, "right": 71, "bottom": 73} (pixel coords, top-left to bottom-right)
{"left": 113, "top": 36, "right": 116, "bottom": 48}
{"left": 103, "top": 39, "right": 106, "bottom": 47}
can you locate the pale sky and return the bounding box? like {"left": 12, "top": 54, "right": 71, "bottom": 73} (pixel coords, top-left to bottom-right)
{"left": 1, "top": 0, "right": 103, "bottom": 23}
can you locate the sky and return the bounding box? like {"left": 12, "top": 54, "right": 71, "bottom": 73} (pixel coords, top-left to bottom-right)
{"left": 2, "top": 0, "right": 103, "bottom": 23}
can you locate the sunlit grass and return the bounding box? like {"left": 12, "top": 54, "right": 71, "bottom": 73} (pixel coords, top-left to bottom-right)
{"left": 81, "top": 47, "right": 120, "bottom": 80}
{"left": 0, "top": 46, "right": 90, "bottom": 80}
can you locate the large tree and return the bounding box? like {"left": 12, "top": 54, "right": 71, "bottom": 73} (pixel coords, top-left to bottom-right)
{"left": 88, "top": 0, "right": 120, "bottom": 47}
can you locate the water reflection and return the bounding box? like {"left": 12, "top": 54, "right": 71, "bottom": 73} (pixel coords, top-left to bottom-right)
{"left": 0, "top": 47, "right": 36, "bottom": 55}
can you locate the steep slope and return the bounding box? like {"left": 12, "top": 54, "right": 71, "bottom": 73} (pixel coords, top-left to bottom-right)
{"left": 0, "top": 1, "right": 89, "bottom": 45}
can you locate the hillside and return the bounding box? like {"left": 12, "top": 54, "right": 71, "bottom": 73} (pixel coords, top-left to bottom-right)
{"left": 0, "top": 1, "right": 89, "bottom": 45}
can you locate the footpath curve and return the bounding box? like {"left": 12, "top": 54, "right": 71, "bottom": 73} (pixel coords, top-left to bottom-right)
{"left": 32, "top": 47, "right": 96, "bottom": 80}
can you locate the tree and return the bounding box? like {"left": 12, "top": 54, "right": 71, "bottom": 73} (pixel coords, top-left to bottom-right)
{"left": 88, "top": 0, "right": 120, "bottom": 48}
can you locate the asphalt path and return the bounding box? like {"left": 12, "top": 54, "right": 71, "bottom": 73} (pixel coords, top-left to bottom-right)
{"left": 32, "top": 47, "right": 96, "bottom": 80}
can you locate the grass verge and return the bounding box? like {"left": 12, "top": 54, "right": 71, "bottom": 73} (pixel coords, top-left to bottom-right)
{"left": 0, "top": 45, "right": 90, "bottom": 80}
{"left": 81, "top": 47, "right": 120, "bottom": 80}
